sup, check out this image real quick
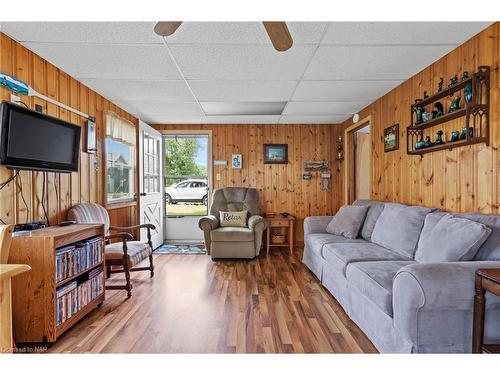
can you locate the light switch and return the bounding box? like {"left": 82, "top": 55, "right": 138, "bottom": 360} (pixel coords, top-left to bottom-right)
{"left": 216, "top": 173, "right": 221, "bottom": 181}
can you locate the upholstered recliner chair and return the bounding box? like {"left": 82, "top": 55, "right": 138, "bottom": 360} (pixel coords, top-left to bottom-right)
{"left": 199, "top": 187, "right": 267, "bottom": 259}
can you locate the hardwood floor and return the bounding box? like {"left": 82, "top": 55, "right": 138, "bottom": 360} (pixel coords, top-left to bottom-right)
{"left": 49, "top": 248, "right": 377, "bottom": 353}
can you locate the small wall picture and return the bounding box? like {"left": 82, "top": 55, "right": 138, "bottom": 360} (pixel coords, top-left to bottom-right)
{"left": 264, "top": 144, "right": 288, "bottom": 164}
{"left": 384, "top": 124, "right": 399, "bottom": 152}
{"left": 232, "top": 154, "right": 242, "bottom": 169}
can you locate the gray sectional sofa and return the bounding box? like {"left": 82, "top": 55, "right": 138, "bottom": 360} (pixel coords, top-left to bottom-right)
{"left": 302, "top": 199, "right": 500, "bottom": 353}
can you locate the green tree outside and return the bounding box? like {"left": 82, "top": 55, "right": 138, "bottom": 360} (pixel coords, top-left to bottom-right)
{"left": 164, "top": 138, "right": 207, "bottom": 185}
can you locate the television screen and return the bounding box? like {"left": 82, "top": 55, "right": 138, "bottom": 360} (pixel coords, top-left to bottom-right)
{"left": 0, "top": 101, "right": 81, "bottom": 172}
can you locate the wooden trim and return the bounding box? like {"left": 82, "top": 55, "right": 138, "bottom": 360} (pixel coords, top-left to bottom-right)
{"left": 344, "top": 116, "right": 372, "bottom": 205}
{"left": 105, "top": 200, "right": 137, "bottom": 210}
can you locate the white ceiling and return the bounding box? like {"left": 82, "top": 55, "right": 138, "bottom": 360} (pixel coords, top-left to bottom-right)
{"left": 0, "top": 22, "right": 492, "bottom": 124}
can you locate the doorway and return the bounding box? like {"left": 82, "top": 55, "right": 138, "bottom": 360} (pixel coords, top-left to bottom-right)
{"left": 162, "top": 131, "right": 212, "bottom": 241}
{"left": 344, "top": 117, "right": 372, "bottom": 204}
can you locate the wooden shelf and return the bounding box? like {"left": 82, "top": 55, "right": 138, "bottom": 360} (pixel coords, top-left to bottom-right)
{"left": 408, "top": 137, "right": 487, "bottom": 155}
{"left": 55, "top": 294, "right": 104, "bottom": 337}
{"left": 408, "top": 108, "right": 466, "bottom": 131}
{"left": 56, "top": 262, "right": 103, "bottom": 288}
{"left": 9, "top": 224, "right": 106, "bottom": 344}
{"left": 411, "top": 77, "right": 472, "bottom": 108}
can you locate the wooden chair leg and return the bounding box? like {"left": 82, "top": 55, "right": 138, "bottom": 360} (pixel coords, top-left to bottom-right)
{"left": 124, "top": 260, "right": 132, "bottom": 298}
{"left": 149, "top": 254, "right": 154, "bottom": 278}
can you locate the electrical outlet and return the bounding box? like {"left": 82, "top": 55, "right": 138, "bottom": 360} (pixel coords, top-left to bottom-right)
{"left": 216, "top": 173, "right": 221, "bottom": 181}
{"left": 35, "top": 104, "right": 43, "bottom": 113}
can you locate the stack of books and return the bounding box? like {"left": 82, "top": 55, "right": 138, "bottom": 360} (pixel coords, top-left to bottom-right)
{"left": 56, "top": 267, "right": 104, "bottom": 326}
{"left": 55, "top": 236, "right": 103, "bottom": 283}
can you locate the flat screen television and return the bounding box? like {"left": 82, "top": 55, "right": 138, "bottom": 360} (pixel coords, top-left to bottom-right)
{"left": 0, "top": 101, "right": 81, "bottom": 173}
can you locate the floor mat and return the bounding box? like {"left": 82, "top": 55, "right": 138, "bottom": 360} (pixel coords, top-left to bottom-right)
{"left": 154, "top": 244, "right": 207, "bottom": 254}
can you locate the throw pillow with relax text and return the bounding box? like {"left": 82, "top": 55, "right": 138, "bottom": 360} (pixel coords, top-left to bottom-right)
{"left": 220, "top": 210, "right": 248, "bottom": 227}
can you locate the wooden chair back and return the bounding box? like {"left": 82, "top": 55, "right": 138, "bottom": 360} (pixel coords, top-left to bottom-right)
{"left": 0, "top": 225, "right": 14, "bottom": 264}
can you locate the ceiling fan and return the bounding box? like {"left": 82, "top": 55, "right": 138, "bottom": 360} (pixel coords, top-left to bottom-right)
{"left": 153, "top": 21, "right": 293, "bottom": 52}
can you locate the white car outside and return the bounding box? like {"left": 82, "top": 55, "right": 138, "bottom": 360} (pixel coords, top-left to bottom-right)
{"left": 165, "top": 179, "right": 209, "bottom": 205}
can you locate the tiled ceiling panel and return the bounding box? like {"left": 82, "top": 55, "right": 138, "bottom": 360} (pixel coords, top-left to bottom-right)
{"left": 304, "top": 45, "right": 460, "bottom": 80}
{"left": 292, "top": 80, "right": 403, "bottom": 102}
{"left": 321, "top": 22, "right": 492, "bottom": 45}
{"left": 22, "top": 43, "right": 182, "bottom": 80}
{"left": 168, "top": 44, "right": 317, "bottom": 80}
{"left": 1, "top": 22, "right": 491, "bottom": 124}
{"left": 189, "top": 80, "right": 298, "bottom": 102}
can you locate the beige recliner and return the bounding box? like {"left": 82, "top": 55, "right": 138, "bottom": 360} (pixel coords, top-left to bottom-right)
{"left": 198, "top": 187, "right": 267, "bottom": 259}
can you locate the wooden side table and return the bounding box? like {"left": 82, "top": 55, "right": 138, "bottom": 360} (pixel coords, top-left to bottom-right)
{"left": 265, "top": 214, "right": 295, "bottom": 255}
{"left": 472, "top": 268, "right": 500, "bottom": 353}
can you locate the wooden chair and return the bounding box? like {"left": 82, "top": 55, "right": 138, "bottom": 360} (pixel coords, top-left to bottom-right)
{"left": 1, "top": 225, "right": 30, "bottom": 353}
{"left": 68, "top": 203, "right": 155, "bottom": 298}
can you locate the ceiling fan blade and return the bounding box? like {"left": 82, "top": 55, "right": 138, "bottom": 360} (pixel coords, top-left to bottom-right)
{"left": 154, "top": 22, "right": 183, "bottom": 37}
{"left": 262, "top": 22, "right": 293, "bottom": 52}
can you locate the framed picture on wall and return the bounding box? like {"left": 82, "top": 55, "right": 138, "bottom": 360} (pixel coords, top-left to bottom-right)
{"left": 384, "top": 124, "right": 399, "bottom": 152}
{"left": 263, "top": 144, "right": 288, "bottom": 164}
{"left": 232, "top": 154, "right": 242, "bottom": 169}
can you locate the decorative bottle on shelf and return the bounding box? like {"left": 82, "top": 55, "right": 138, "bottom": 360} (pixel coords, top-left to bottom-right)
{"left": 435, "top": 130, "right": 444, "bottom": 145}
{"left": 464, "top": 81, "right": 473, "bottom": 103}
{"left": 450, "top": 131, "right": 460, "bottom": 142}
{"left": 413, "top": 102, "right": 424, "bottom": 125}
{"left": 449, "top": 96, "right": 461, "bottom": 113}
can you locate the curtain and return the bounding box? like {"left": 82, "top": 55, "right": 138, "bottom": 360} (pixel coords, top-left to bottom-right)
{"left": 104, "top": 111, "right": 136, "bottom": 146}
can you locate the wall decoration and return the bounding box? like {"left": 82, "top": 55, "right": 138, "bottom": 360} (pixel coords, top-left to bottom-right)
{"left": 383, "top": 124, "right": 399, "bottom": 152}
{"left": 304, "top": 160, "right": 328, "bottom": 172}
{"left": 85, "top": 118, "right": 97, "bottom": 154}
{"left": 263, "top": 144, "right": 288, "bottom": 164}
{"left": 231, "top": 154, "right": 242, "bottom": 169}
{"left": 336, "top": 135, "right": 344, "bottom": 160}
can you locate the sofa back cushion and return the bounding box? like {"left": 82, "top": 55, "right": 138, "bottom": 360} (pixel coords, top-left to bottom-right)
{"left": 415, "top": 214, "right": 492, "bottom": 262}
{"left": 456, "top": 212, "right": 500, "bottom": 261}
{"left": 326, "top": 205, "right": 368, "bottom": 239}
{"left": 352, "top": 199, "right": 385, "bottom": 240}
{"left": 371, "top": 203, "right": 432, "bottom": 258}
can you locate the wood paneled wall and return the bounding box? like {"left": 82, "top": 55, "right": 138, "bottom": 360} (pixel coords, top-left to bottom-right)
{"left": 341, "top": 23, "right": 500, "bottom": 213}
{"left": 0, "top": 33, "right": 139, "bottom": 228}
{"left": 153, "top": 124, "right": 345, "bottom": 242}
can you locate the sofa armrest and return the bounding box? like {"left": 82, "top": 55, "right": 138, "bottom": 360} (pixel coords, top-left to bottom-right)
{"left": 393, "top": 261, "right": 500, "bottom": 352}
{"left": 198, "top": 215, "right": 219, "bottom": 231}
{"left": 248, "top": 215, "right": 266, "bottom": 231}
{"left": 304, "top": 216, "right": 334, "bottom": 235}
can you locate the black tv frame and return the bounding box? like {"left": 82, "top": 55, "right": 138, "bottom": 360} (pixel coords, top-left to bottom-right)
{"left": 0, "top": 101, "right": 81, "bottom": 173}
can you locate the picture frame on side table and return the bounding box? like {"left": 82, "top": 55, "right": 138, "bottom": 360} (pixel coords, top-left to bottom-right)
{"left": 384, "top": 124, "right": 399, "bottom": 152}
{"left": 263, "top": 144, "right": 288, "bottom": 164}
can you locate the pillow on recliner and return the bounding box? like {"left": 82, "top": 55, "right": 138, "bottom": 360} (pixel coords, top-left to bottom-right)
{"left": 220, "top": 210, "right": 248, "bottom": 227}
{"left": 415, "top": 214, "right": 492, "bottom": 262}
{"left": 326, "top": 205, "right": 368, "bottom": 239}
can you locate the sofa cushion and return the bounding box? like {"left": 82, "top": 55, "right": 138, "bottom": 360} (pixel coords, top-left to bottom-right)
{"left": 457, "top": 212, "right": 500, "bottom": 261}
{"left": 323, "top": 242, "right": 411, "bottom": 277}
{"left": 219, "top": 210, "right": 248, "bottom": 227}
{"left": 326, "top": 205, "right": 368, "bottom": 239}
{"left": 210, "top": 227, "right": 254, "bottom": 242}
{"left": 353, "top": 199, "right": 385, "bottom": 240}
{"left": 371, "top": 203, "right": 433, "bottom": 258}
{"left": 346, "top": 261, "right": 415, "bottom": 317}
{"left": 415, "top": 214, "right": 492, "bottom": 262}
{"left": 305, "top": 233, "right": 366, "bottom": 259}
{"left": 105, "top": 241, "right": 152, "bottom": 268}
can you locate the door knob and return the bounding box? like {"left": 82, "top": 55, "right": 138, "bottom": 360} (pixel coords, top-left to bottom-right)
{"left": 140, "top": 192, "right": 147, "bottom": 197}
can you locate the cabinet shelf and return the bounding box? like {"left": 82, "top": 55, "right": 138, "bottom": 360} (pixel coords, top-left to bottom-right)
{"left": 407, "top": 137, "right": 487, "bottom": 155}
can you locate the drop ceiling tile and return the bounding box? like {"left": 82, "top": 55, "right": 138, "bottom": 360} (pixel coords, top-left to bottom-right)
{"left": 169, "top": 44, "right": 316, "bottom": 80}
{"left": 189, "top": 80, "right": 298, "bottom": 102}
{"left": 279, "top": 115, "right": 348, "bottom": 124}
{"left": 22, "top": 43, "right": 181, "bottom": 80}
{"left": 80, "top": 79, "right": 194, "bottom": 101}
{"left": 321, "top": 22, "right": 491, "bottom": 45}
{"left": 142, "top": 115, "right": 208, "bottom": 124}
{"left": 201, "top": 102, "right": 286, "bottom": 116}
{"left": 283, "top": 101, "right": 369, "bottom": 116}
{"left": 204, "top": 116, "right": 280, "bottom": 124}
{"left": 2, "top": 22, "right": 162, "bottom": 44}
{"left": 113, "top": 100, "right": 203, "bottom": 116}
{"left": 292, "top": 80, "right": 403, "bottom": 101}
{"left": 304, "top": 45, "right": 456, "bottom": 80}
{"left": 165, "top": 22, "right": 328, "bottom": 45}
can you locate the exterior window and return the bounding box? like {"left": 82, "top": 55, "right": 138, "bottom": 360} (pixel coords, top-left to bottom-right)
{"left": 105, "top": 112, "right": 136, "bottom": 204}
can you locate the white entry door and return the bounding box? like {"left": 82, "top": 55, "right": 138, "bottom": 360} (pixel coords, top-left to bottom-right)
{"left": 139, "top": 120, "right": 164, "bottom": 249}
